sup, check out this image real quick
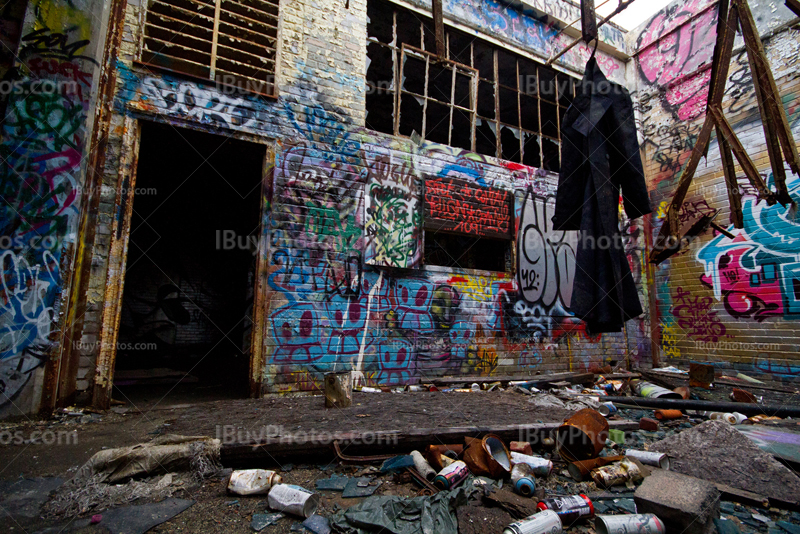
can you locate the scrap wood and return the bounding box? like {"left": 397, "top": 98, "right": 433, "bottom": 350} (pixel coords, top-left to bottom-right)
{"left": 481, "top": 486, "right": 540, "bottom": 519}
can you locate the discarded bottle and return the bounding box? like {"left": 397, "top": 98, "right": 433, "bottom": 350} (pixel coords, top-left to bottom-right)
{"left": 433, "top": 460, "right": 470, "bottom": 490}
{"left": 510, "top": 451, "right": 553, "bottom": 477}
{"left": 406, "top": 385, "right": 425, "bottom": 392}
{"left": 355, "top": 386, "right": 381, "bottom": 393}
{"left": 595, "top": 514, "right": 665, "bottom": 534}
{"left": 511, "top": 463, "right": 536, "bottom": 497}
{"left": 267, "top": 484, "right": 320, "bottom": 518}
{"left": 227, "top": 469, "right": 282, "bottom": 495}
{"left": 537, "top": 494, "right": 594, "bottom": 525}
{"left": 624, "top": 449, "right": 670, "bottom": 470}
{"left": 504, "top": 510, "right": 563, "bottom": 534}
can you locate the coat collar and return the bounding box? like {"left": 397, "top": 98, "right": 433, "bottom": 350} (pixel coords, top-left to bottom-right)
{"left": 569, "top": 58, "right": 614, "bottom": 136}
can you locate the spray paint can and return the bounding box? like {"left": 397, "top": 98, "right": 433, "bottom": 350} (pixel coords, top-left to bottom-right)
{"left": 730, "top": 412, "right": 747, "bottom": 424}
{"left": 633, "top": 381, "right": 683, "bottom": 399}
{"left": 511, "top": 451, "right": 554, "bottom": 477}
{"left": 433, "top": 460, "right": 470, "bottom": 490}
{"left": 267, "top": 484, "right": 320, "bottom": 518}
{"left": 536, "top": 494, "right": 594, "bottom": 525}
{"left": 625, "top": 449, "right": 670, "bottom": 470}
{"left": 598, "top": 403, "right": 618, "bottom": 416}
{"left": 227, "top": 469, "right": 282, "bottom": 495}
{"left": 511, "top": 463, "right": 536, "bottom": 497}
{"left": 503, "top": 510, "right": 563, "bottom": 534}
{"left": 595, "top": 514, "right": 665, "bottom": 534}
{"left": 406, "top": 385, "right": 425, "bottom": 392}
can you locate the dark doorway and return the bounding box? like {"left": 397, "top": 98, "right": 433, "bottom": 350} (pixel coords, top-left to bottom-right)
{"left": 113, "top": 122, "right": 265, "bottom": 404}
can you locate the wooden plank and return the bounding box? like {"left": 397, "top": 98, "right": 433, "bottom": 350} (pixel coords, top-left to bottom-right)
{"left": 581, "top": 0, "right": 598, "bottom": 43}
{"left": 432, "top": 0, "right": 445, "bottom": 58}
{"left": 717, "top": 126, "right": 745, "bottom": 228}
{"left": 430, "top": 372, "right": 595, "bottom": 387}
{"left": 220, "top": 420, "right": 640, "bottom": 466}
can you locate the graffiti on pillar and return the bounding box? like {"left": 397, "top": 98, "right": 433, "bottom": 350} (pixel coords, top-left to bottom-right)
{"left": 0, "top": 0, "right": 96, "bottom": 408}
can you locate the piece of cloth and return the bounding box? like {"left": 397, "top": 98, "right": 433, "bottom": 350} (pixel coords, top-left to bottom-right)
{"left": 329, "top": 483, "right": 476, "bottom": 534}
{"left": 553, "top": 58, "right": 652, "bottom": 333}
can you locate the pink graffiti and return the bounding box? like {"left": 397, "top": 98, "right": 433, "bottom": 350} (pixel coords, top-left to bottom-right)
{"left": 700, "top": 246, "right": 784, "bottom": 322}
{"left": 637, "top": 1, "right": 718, "bottom": 120}
{"left": 670, "top": 287, "right": 727, "bottom": 342}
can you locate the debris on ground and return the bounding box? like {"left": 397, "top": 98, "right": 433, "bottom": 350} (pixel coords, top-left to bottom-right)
{"left": 634, "top": 469, "right": 720, "bottom": 534}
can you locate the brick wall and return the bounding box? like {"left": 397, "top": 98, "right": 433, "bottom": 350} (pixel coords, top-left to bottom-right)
{"left": 74, "top": 0, "right": 652, "bottom": 400}
{"left": 630, "top": 0, "right": 800, "bottom": 381}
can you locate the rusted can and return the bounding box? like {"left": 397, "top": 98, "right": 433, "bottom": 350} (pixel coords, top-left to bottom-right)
{"left": 595, "top": 514, "right": 665, "bottom": 534}
{"left": 567, "top": 455, "right": 624, "bottom": 481}
{"left": 433, "top": 460, "right": 470, "bottom": 490}
{"left": 227, "top": 469, "right": 282, "bottom": 495}
{"left": 511, "top": 451, "right": 553, "bottom": 477}
{"left": 511, "top": 463, "right": 536, "bottom": 497}
{"left": 654, "top": 409, "right": 683, "bottom": 420}
{"left": 556, "top": 408, "right": 609, "bottom": 462}
{"left": 537, "top": 494, "right": 594, "bottom": 525}
{"left": 504, "top": 510, "right": 563, "bottom": 534}
{"left": 406, "top": 385, "right": 425, "bottom": 392}
{"left": 625, "top": 449, "right": 670, "bottom": 470}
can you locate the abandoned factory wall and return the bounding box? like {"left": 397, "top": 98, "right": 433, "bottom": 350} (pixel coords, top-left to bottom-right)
{"left": 630, "top": 0, "right": 800, "bottom": 379}
{"left": 0, "top": 0, "right": 107, "bottom": 416}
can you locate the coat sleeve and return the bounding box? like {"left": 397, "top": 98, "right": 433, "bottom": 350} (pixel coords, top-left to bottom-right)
{"left": 610, "top": 89, "right": 652, "bottom": 221}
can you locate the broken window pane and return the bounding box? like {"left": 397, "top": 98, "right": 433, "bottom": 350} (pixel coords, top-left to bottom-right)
{"left": 367, "top": 0, "right": 393, "bottom": 44}
{"left": 422, "top": 19, "right": 437, "bottom": 53}
{"left": 500, "top": 126, "right": 521, "bottom": 162}
{"left": 473, "top": 41, "right": 494, "bottom": 80}
{"left": 520, "top": 93, "right": 539, "bottom": 133}
{"left": 428, "top": 63, "right": 452, "bottom": 103}
{"left": 477, "top": 81, "right": 495, "bottom": 119}
{"left": 448, "top": 29, "right": 471, "bottom": 65}
{"left": 497, "top": 49, "right": 517, "bottom": 89}
{"left": 541, "top": 100, "right": 559, "bottom": 138}
{"left": 366, "top": 90, "right": 394, "bottom": 134}
{"left": 402, "top": 56, "right": 426, "bottom": 95}
{"left": 475, "top": 119, "right": 497, "bottom": 157}
{"left": 557, "top": 74, "right": 575, "bottom": 107}
{"left": 499, "top": 87, "right": 519, "bottom": 127}
{"left": 425, "top": 100, "right": 451, "bottom": 145}
{"left": 399, "top": 93, "right": 423, "bottom": 136}
{"left": 425, "top": 232, "right": 509, "bottom": 272}
{"left": 451, "top": 109, "right": 472, "bottom": 151}
{"left": 523, "top": 132, "right": 541, "bottom": 168}
{"left": 542, "top": 137, "right": 560, "bottom": 172}
{"left": 396, "top": 9, "right": 422, "bottom": 48}
{"left": 454, "top": 73, "right": 471, "bottom": 108}
{"left": 367, "top": 42, "right": 393, "bottom": 87}
{"left": 539, "top": 67, "right": 557, "bottom": 103}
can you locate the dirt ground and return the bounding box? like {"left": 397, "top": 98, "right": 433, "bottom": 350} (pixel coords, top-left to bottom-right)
{"left": 2, "top": 382, "right": 799, "bottom": 534}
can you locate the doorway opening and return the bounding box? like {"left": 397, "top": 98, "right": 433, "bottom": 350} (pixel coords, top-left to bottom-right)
{"left": 113, "top": 121, "right": 266, "bottom": 405}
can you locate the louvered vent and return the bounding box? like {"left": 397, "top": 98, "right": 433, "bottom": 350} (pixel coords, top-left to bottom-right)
{"left": 142, "top": 0, "right": 278, "bottom": 96}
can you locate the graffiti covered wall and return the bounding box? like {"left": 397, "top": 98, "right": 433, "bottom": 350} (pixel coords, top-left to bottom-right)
{"left": 64, "top": 0, "right": 654, "bottom": 399}
{"left": 631, "top": 0, "right": 800, "bottom": 379}
{"left": 0, "top": 0, "right": 104, "bottom": 415}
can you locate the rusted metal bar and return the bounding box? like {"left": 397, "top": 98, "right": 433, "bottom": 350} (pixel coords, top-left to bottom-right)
{"left": 406, "top": 467, "right": 440, "bottom": 494}
{"left": 432, "top": 0, "right": 445, "bottom": 58}
{"left": 709, "top": 105, "right": 778, "bottom": 205}
{"left": 546, "top": 0, "right": 636, "bottom": 66}
{"left": 551, "top": 0, "right": 613, "bottom": 42}
{"left": 650, "top": 1, "right": 739, "bottom": 262}
{"left": 717, "top": 128, "right": 745, "bottom": 228}
{"left": 333, "top": 440, "right": 394, "bottom": 463}
{"left": 581, "top": 0, "right": 598, "bottom": 43}
{"left": 737, "top": 0, "right": 800, "bottom": 190}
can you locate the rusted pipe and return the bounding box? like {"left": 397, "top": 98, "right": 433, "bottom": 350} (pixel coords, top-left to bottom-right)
{"left": 610, "top": 398, "right": 800, "bottom": 418}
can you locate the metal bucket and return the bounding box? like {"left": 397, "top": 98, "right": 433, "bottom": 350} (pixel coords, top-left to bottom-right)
{"left": 556, "top": 408, "right": 609, "bottom": 462}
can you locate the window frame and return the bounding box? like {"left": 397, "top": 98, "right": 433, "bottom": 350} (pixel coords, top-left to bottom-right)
{"left": 137, "top": 0, "right": 281, "bottom": 98}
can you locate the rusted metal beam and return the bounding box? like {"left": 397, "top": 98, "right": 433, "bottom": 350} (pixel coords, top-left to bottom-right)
{"left": 546, "top": 0, "right": 636, "bottom": 66}
{"left": 581, "top": 0, "right": 598, "bottom": 43}
{"left": 709, "top": 105, "right": 778, "bottom": 205}
{"left": 737, "top": 0, "right": 800, "bottom": 193}
{"left": 717, "top": 127, "right": 745, "bottom": 228}
{"left": 432, "top": 0, "right": 445, "bottom": 58}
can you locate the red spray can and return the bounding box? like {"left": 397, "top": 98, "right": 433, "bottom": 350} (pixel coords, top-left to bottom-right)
{"left": 537, "top": 494, "right": 594, "bottom": 525}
